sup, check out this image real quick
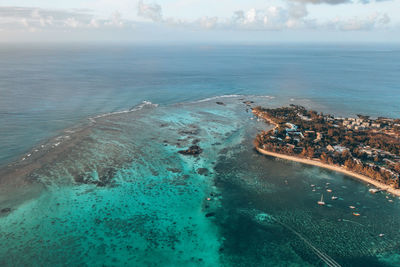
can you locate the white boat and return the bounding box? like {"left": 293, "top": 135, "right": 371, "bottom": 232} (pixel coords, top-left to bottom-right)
{"left": 379, "top": 233, "right": 385, "bottom": 237}
{"left": 317, "top": 194, "right": 325, "bottom": 205}
{"left": 326, "top": 189, "right": 332, "bottom": 193}
{"left": 349, "top": 206, "right": 356, "bottom": 209}
{"left": 331, "top": 196, "right": 338, "bottom": 200}
{"left": 369, "top": 188, "right": 379, "bottom": 194}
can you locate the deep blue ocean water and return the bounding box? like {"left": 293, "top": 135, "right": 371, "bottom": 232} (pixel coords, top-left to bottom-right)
{"left": 1, "top": 44, "right": 399, "bottom": 165}
{"left": 0, "top": 44, "right": 400, "bottom": 266}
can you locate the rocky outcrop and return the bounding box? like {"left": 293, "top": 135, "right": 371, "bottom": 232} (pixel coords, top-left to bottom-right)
{"left": 178, "top": 145, "right": 203, "bottom": 156}
{"left": 1, "top": 208, "right": 11, "bottom": 214}
{"left": 197, "top": 168, "right": 209, "bottom": 175}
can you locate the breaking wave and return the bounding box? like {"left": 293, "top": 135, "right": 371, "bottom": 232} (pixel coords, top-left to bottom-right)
{"left": 89, "top": 101, "right": 159, "bottom": 123}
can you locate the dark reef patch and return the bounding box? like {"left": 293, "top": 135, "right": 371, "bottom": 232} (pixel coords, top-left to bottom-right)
{"left": 1, "top": 208, "right": 11, "bottom": 214}
{"left": 197, "top": 168, "right": 209, "bottom": 175}
{"left": 178, "top": 145, "right": 203, "bottom": 156}
{"left": 167, "top": 168, "right": 182, "bottom": 173}
{"left": 75, "top": 167, "right": 117, "bottom": 187}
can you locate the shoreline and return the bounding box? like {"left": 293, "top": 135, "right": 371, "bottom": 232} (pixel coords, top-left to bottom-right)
{"left": 255, "top": 147, "right": 400, "bottom": 197}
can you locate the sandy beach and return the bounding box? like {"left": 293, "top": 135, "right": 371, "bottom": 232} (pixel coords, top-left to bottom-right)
{"left": 256, "top": 147, "right": 400, "bottom": 197}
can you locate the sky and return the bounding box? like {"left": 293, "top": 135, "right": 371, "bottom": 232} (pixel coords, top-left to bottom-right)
{"left": 0, "top": 0, "right": 399, "bottom": 43}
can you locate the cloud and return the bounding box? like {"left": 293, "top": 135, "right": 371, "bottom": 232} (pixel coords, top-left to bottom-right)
{"left": 288, "top": 3, "right": 308, "bottom": 19}
{"left": 0, "top": 6, "right": 91, "bottom": 31}
{"left": 105, "top": 11, "right": 124, "bottom": 27}
{"left": 134, "top": 1, "right": 392, "bottom": 32}
{"left": 290, "top": 0, "right": 390, "bottom": 4}
{"left": 331, "top": 13, "right": 391, "bottom": 30}
{"left": 0, "top": 6, "right": 134, "bottom": 31}
{"left": 0, "top": 2, "right": 393, "bottom": 36}
{"left": 64, "top": 17, "right": 80, "bottom": 28}
{"left": 290, "top": 0, "right": 350, "bottom": 4}
{"left": 0, "top": 7, "right": 90, "bottom": 21}
{"left": 137, "top": 0, "right": 162, "bottom": 22}
{"left": 225, "top": 5, "right": 316, "bottom": 31}
{"left": 199, "top": 17, "right": 219, "bottom": 29}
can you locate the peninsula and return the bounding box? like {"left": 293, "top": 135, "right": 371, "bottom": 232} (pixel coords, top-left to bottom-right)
{"left": 253, "top": 105, "right": 400, "bottom": 196}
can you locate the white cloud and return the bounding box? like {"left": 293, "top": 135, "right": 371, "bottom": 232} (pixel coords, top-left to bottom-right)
{"left": 0, "top": 1, "right": 394, "bottom": 37}
{"left": 326, "top": 13, "right": 391, "bottom": 30}
{"left": 290, "top": 0, "right": 390, "bottom": 4}
{"left": 0, "top": 6, "right": 135, "bottom": 31}
{"left": 226, "top": 5, "right": 312, "bottom": 30}
{"left": 137, "top": 0, "right": 162, "bottom": 22}
{"left": 20, "top": 18, "right": 29, "bottom": 28}
{"left": 288, "top": 3, "right": 308, "bottom": 19}
{"left": 89, "top": 18, "right": 100, "bottom": 28}
{"left": 64, "top": 17, "right": 80, "bottom": 28}
{"left": 199, "top": 16, "right": 218, "bottom": 29}
{"left": 105, "top": 11, "right": 124, "bottom": 27}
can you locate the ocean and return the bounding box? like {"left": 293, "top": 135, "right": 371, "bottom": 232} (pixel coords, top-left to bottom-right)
{"left": 0, "top": 44, "right": 400, "bottom": 266}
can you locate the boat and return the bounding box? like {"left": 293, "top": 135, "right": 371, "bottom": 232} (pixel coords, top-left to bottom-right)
{"left": 317, "top": 194, "right": 325, "bottom": 205}
{"left": 379, "top": 233, "right": 385, "bottom": 237}
{"left": 353, "top": 212, "right": 361, "bottom": 216}
{"left": 326, "top": 189, "right": 332, "bottom": 193}
{"left": 331, "top": 196, "right": 338, "bottom": 200}
{"left": 369, "top": 188, "right": 379, "bottom": 194}
{"left": 349, "top": 206, "right": 356, "bottom": 209}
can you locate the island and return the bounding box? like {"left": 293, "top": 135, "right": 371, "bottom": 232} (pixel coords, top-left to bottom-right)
{"left": 252, "top": 105, "right": 400, "bottom": 196}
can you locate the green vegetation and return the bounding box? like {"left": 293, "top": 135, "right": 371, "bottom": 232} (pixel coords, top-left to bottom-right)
{"left": 253, "top": 105, "right": 400, "bottom": 188}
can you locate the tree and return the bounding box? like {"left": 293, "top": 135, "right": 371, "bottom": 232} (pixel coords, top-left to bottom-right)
{"left": 307, "top": 147, "right": 315, "bottom": 158}
{"left": 320, "top": 152, "right": 328, "bottom": 163}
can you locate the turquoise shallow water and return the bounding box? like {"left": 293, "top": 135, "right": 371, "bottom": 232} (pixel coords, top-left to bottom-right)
{"left": 1, "top": 44, "right": 400, "bottom": 266}
{"left": 0, "top": 97, "right": 257, "bottom": 266}
{"left": 1, "top": 96, "right": 400, "bottom": 266}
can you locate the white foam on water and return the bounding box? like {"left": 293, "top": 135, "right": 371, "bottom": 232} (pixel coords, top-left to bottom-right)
{"left": 191, "top": 94, "right": 244, "bottom": 103}
{"left": 89, "top": 100, "right": 159, "bottom": 123}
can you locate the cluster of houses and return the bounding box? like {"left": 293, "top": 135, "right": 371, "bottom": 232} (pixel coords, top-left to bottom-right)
{"left": 361, "top": 146, "right": 400, "bottom": 161}
{"left": 341, "top": 117, "right": 380, "bottom": 131}
{"left": 268, "top": 114, "right": 398, "bottom": 162}
{"left": 339, "top": 116, "right": 400, "bottom": 135}
{"left": 254, "top": 106, "right": 400, "bottom": 186}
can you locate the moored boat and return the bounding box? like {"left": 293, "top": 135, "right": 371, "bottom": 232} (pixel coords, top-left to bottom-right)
{"left": 318, "top": 194, "right": 325, "bottom": 205}
{"left": 369, "top": 188, "right": 379, "bottom": 194}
